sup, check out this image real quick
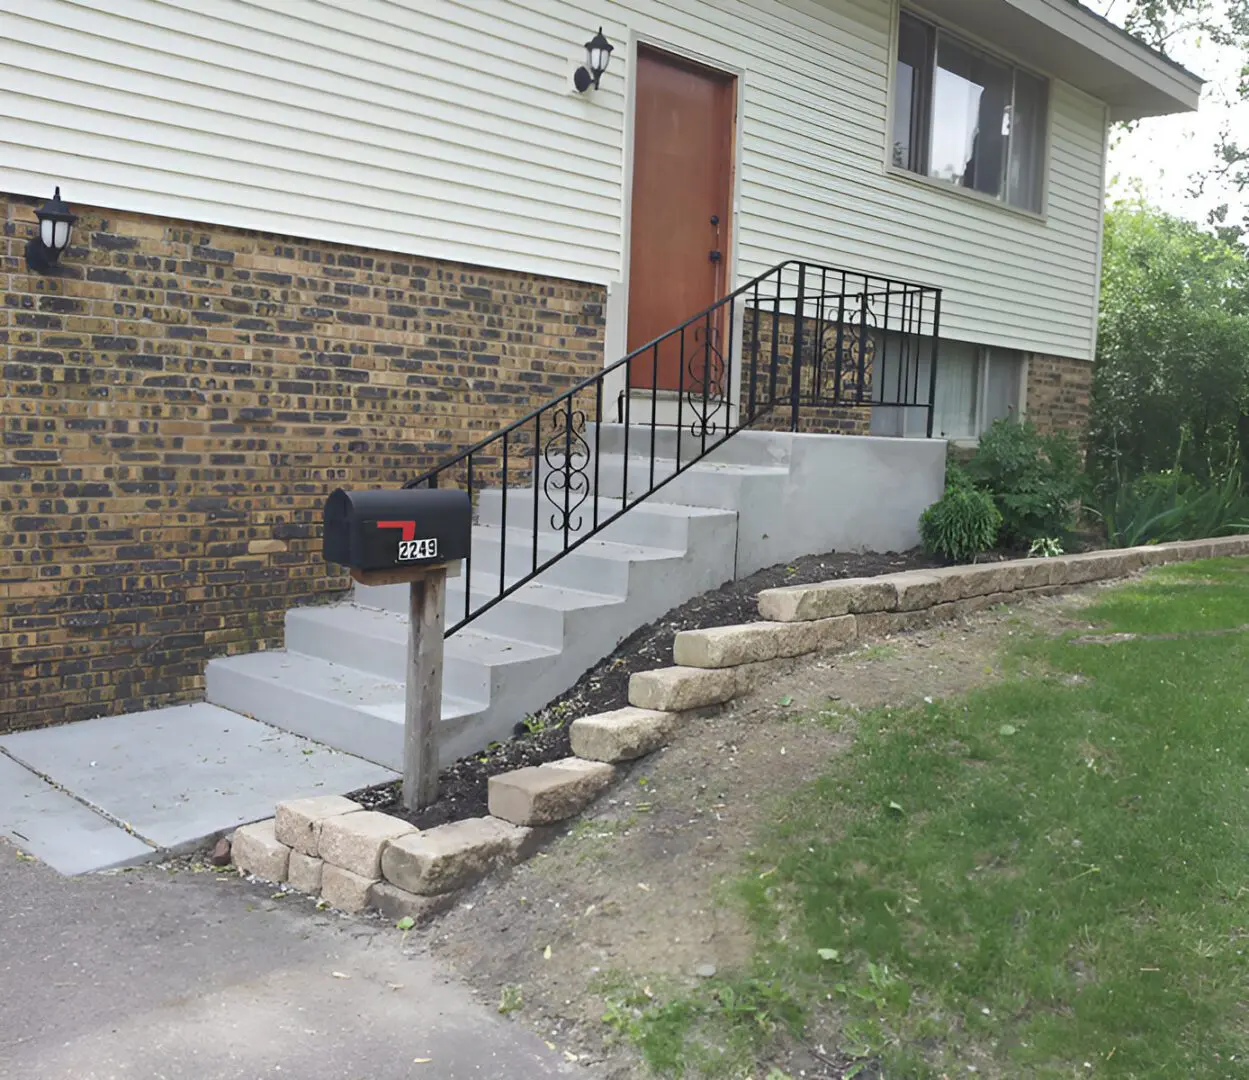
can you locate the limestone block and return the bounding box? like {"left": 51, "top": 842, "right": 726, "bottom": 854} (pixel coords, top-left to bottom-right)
{"left": 369, "top": 882, "right": 461, "bottom": 924}
{"left": 287, "top": 851, "right": 323, "bottom": 893}
{"left": 570, "top": 707, "right": 678, "bottom": 763}
{"left": 231, "top": 819, "right": 290, "bottom": 883}
{"left": 488, "top": 758, "right": 616, "bottom": 826}
{"left": 814, "top": 614, "right": 858, "bottom": 650}
{"left": 855, "top": 608, "right": 934, "bottom": 639}
{"left": 890, "top": 571, "right": 947, "bottom": 612}
{"left": 382, "top": 816, "right": 533, "bottom": 895}
{"left": 320, "top": 864, "right": 377, "bottom": 913}
{"left": 757, "top": 577, "right": 897, "bottom": 622}
{"left": 627, "top": 666, "right": 736, "bottom": 711}
{"left": 1050, "top": 551, "right": 1130, "bottom": 585}
{"left": 317, "top": 811, "right": 416, "bottom": 878}
{"left": 674, "top": 623, "right": 784, "bottom": 668}
{"left": 274, "top": 795, "right": 362, "bottom": 856}
{"left": 1208, "top": 534, "right": 1249, "bottom": 557}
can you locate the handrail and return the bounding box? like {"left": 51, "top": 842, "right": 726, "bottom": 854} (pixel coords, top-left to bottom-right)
{"left": 400, "top": 259, "right": 942, "bottom": 635}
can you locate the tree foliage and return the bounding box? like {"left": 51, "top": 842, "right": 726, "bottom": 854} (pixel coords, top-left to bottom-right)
{"left": 1088, "top": 203, "right": 1249, "bottom": 491}
{"left": 1107, "top": 0, "right": 1249, "bottom": 240}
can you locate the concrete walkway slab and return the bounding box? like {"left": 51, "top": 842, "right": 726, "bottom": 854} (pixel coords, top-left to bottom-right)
{"left": 0, "top": 704, "right": 395, "bottom": 864}
{"left": 0, "top": 755, "right": 153, "bottom": 875}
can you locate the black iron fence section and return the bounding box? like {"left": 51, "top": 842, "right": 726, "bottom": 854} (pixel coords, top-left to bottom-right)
{"left": 404, "top": 260, "right": 941, "bottom": 634}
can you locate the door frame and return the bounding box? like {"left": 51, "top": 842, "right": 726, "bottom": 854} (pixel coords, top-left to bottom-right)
{"left": 605, "top": 32, "right": 746, "bottom": 426}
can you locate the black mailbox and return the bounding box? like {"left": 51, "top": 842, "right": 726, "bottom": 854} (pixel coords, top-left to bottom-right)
{"left": 323, "top": 488, "right": 471, "bottom": 572}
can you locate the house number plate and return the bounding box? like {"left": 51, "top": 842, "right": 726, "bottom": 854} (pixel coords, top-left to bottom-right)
{"left": 397, "top": 537, "right": 439, "bottom": 561}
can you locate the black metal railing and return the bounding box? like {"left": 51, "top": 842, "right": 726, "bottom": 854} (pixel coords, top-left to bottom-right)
{"left": 404, "top": 259, "right": 941, "bottom": 634}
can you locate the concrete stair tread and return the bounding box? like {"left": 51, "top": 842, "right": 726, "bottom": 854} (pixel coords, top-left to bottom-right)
{"left": 472, "top": 524, "right": 683, "bottom": 561}
{"left": 209, "top": 649, "right": 487, "bottom": 720}
{"left": 444, "top": 628, "right": 560, "bottom": 664}
{"left": 604, "top": 455, "right": 789, "bottom": 477}
{"left": 478, "top": 488, "right": 732, "bottom": 520}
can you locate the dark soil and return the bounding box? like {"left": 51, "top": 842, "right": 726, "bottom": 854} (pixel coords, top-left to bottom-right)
{"left": 347, "top": 546, "right": 942, "bottom": 828}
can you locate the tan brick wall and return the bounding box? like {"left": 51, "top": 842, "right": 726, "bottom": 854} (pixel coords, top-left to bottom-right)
{"left": 739, "top": 309, "right": 873, "bottom": 435}
{"left": 1025, "top": 353, "right": 1092, "bottom": 436}
{"left": 0, "top": 193, "right": 604, "bottom": 734}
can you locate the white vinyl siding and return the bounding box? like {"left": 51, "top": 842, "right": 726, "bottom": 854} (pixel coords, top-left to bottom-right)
{"left": 0, "top": 0, "right": 1106, "bottom": 361}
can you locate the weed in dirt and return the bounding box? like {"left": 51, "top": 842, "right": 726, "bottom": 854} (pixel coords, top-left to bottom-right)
{"left": 597, "top": 969, "right": 805, "bottom": 1079}
{"left": 612, "top": 560, "right": 1249, "bottom": 1078}
{"left": 856, "top": 644, "right": 901, "bottom": 662}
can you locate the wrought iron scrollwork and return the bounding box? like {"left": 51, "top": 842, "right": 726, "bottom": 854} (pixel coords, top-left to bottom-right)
{"left": 686, "top": 321, "right": 727, "bottom": 438}
{"left": 808, "top": 298, "right": 878, "bottom": 404}
{"left": 541, "top": 405, "right": 591, "bottom": 533}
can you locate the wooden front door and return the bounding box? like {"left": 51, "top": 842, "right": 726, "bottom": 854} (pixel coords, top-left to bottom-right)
{"left": 627, "top": 46, "right": 735, "bottom": 392}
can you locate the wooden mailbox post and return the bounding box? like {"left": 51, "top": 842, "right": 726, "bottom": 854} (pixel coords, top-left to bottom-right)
{"left": 322, "top": 488, "right": 472, "bottom": 812}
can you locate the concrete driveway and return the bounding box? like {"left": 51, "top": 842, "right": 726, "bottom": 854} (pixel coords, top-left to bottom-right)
{"left": 0, "top": 840, "right": 582, "bottom": 1080}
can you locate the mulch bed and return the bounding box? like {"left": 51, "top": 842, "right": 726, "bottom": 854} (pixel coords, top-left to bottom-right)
{"left": 348, "top": 547, "right": 946, "bottom": 829}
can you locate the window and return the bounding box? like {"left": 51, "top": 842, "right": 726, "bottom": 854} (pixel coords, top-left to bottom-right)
{"left": 892, "top": 11, "right": 1048, "bottom": 213}
{"left": 871, "top": 337, "right": 1025, "bottom": 441}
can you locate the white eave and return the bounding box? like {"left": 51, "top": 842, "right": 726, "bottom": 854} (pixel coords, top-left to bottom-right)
{"left": 914, "top": 0, "right": 1204, "bottom": 120}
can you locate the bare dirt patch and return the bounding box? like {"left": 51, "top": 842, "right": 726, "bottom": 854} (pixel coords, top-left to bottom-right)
{"left": 421, "top": 588, "right": 1105, "bottom": 1077}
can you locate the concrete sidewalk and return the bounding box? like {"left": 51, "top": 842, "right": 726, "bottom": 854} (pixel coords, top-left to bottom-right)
{"left": 0, "top": 703, "right": 395, "bottom": 874}
{"left": 0, "top": 841, "right": 580, "bottom": 1079}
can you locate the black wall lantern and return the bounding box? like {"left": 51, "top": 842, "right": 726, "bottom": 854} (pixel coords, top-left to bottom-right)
{"left": 573, "top": 27, "right": 613, "bottom": 92}
{"left": 26, "top": 187, "right": 77, "bottom": 274}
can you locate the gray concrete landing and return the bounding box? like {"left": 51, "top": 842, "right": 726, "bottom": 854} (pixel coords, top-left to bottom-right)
{"left": 0, "top": 703, "right": 395, "bottom": 875}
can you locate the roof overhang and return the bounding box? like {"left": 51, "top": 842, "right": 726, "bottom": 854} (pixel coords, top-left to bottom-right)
{"left": 910, "top": 0, "right": 1203, "bottom": 120}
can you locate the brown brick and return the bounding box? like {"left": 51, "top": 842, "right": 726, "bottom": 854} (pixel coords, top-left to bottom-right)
{"left": 0, "top": 190, "right": 606, "bottom": 734}
{"left": 1026, "top": 353, "right": 1091, "bottom": 435}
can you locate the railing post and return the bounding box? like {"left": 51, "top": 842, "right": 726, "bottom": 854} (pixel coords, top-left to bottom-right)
{"left": 857, "top": 285, "right": 869, "bottom": 405}
{"left": 791, "top": 263, "right": 806, "bottom": 432}
{"left": 748, "top": 281, "right": 760, "bottom": 419}
{"left": 926, "top": 291, "right": 942, "bottom": 439}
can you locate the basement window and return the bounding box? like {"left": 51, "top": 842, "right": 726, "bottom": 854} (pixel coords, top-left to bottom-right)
{"left": 871, "top": 337, "right": 1025, "bottom": 441}
{"left": 891, "top": 10, "right": 1049, "bottom": 214}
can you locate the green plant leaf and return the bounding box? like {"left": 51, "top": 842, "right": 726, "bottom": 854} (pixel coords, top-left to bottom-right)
{"left": 396, "top": 916, "right": 415, "bottom": 931}
{"left": 779, "top": 695, "right": 794, "bottom": 707}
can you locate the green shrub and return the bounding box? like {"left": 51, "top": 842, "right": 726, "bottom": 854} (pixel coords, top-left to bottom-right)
{"left": 920, "top": 483, "right": 1002, "bottom": 563}
{"left": 966, "top": 419, "right": 1082, "bottom": 548}
{"left": 1095, "top": 469, "right": 1249, "bottom": 548}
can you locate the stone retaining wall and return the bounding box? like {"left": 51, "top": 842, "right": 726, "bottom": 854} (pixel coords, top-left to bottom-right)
{"left": 233, "top": 536, "right": 1248, "bottom": 920}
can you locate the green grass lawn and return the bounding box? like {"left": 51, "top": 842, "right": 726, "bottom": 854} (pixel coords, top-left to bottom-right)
{"left": 608, "top": 560, "right": 1249, "bottom": 1079}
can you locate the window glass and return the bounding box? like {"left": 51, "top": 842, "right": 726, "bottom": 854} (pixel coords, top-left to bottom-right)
{"left": 930, "top": 36, "right": 1012, "bottom": 200}
{"left": 891, "top": 12, "right": 1048, "bottom": 213}
{"left": 892, "top": 14, "right": 932, "bottom": 172}
{"left": 983, "top": 349, "right": 1023, "bottom": 426}
{"left": 1007, "top": 69, "right": 1048, "bottom": 213}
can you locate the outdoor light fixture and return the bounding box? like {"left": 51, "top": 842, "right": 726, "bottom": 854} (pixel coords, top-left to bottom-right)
{"left": 25, "top": 187, "right": 77, "bottom": 274}
{"left": 573, "top": 27, "right": 613, "bottom": 92}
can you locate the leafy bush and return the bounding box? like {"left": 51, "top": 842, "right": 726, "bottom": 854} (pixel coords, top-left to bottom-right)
{"left": 920, "top": 478, "right": 1002, "bottom": 562}
{"left": 1090, "top": 205, "right": 1249, "bottom": 493}
{"left": 966, "top": 419, "right": 1082, "bottom": 547}
{"left": 1094, "top": 469, "right": 1249, "bottom": 548}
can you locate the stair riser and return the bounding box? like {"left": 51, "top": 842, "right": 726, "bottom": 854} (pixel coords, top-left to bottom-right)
{"left": 476, "top": 488, "right": 693, "bottom": 550}
{"left": 593, "top": 457, "right": 755, "bottom": 510}
{"left": 591, "top": 423, "right": 793, "bottom": 469}
{"left": 206, "top": 661, "right": 482, "bottom": 772}
{"left": 282, "top": 611, "right": 490, "bottom": 698}
{"left": 206, "top": 662, "right": 404, "bottom": 768}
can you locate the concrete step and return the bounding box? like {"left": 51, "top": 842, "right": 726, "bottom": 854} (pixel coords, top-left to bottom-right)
{"left": 590, "top": 422, "right": 794, "bottom": 469}
{"left": 592, "top": 453, "right": 789, "bottom": 510}
{"left": 284, "top": 604, "right": 560, "bottom": 697}
{"left": 204, "top": 650, "right": 487, "bottom": 770}
{"left": 475, "top": 488, "right": 732, "bottom": 550}
{"left": 352, "top": 577, "right": 626, "bottom": 650}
